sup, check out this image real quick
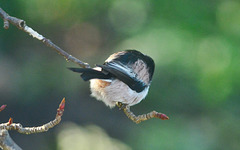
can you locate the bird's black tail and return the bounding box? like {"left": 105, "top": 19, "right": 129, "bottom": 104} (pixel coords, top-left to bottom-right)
{"left": 68, "top": 68, "right": 111, "bottom": 81}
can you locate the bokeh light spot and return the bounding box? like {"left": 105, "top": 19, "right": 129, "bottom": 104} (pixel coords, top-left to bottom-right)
{"left": 196, "top": 36, "right": 232, "bottom": 103}
{"left": 57, "top": 122, "right": 132, "bottom": 150}
{"left": 198, "top": 72, "right": 232, "bottom": 104}
{"left": 217, "top": 1, "right": 240, "bottom": 36}
{"left": 108, "top": 0, "right": 148, "bottom": 33}
{"left": 197, "top": 36, "right": 231, "bottom": 73}
{"left": 117, "top": 28, "right": 190, "bottom": 66}
{"left": 19, "top": 0, "right": 74, "bottom": 23}
{"left": 64, "top": 23, "right": 102, "bottom": 57}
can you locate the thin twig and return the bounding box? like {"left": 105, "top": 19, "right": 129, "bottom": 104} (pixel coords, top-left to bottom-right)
{"left": 0, "top": 8, "right": 90, "bottom": 68}
{"left": 117, "top": 102, "right": 169, "bottom": 124}
{"left": 0, "top": 98, "right": 65, "bottom": 149}
{"left": 0, "top": 98, "right": 65, "bottom": 134}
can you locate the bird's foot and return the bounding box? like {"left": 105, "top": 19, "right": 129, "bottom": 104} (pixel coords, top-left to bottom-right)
{"left": 116, "top": 102, "right": 127, "bottom": 110}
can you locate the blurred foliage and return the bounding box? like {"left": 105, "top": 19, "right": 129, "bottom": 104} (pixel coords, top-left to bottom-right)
{"left": 57, "top": 122, "right": 131, "bottom": 150}
{"left": 0, "top": 0, "right": 240, "bottom": 150}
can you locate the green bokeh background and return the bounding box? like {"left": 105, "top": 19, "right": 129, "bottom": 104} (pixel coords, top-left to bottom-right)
{"left": 0, "top": 0, "right": 240, "bottom": 150}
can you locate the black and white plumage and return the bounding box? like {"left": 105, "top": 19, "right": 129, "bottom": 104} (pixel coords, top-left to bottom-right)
{"left": 69, "top": 50, "right": 155, "bottom": 108}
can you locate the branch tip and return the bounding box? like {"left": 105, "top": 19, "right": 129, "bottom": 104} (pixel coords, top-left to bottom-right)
{"left": 59, "top": 98, "right": 65, "bottom": 110}
{"left": 0, "top": 104, "right": 7, "bottom": 112}
{"left": 8, "top": 117, "right": 13, "bottom": 125}
{"left": 157, "top": 113, "right": 169, "bottom": 120}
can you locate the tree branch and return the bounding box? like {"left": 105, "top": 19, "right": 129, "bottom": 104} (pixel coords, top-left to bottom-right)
{"left": 116, "top": 102, "right": 169, "bottom": 124}
{"left": 0, "top": 98, "right": 66, "bottom": 150}
{"left": 0, "top": 98, "right": 65, "bottom": 134}
{"left": 0, "top": 8, "right": 90, "bottom": 68}
{"left": 0, "top": 130, "right": 22, "bottom": 150}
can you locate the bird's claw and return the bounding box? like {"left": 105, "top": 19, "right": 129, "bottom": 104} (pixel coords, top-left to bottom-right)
{"left": 116, "top": 102, "right": 127, "bottom": 110}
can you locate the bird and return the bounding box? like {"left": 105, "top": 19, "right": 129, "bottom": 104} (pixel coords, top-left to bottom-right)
{"left": 68, "top": 49, "right": 155, "bottom": 108}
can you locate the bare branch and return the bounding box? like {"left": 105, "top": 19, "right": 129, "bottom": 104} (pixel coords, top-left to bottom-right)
{"left": 0, "top": 98, "right": 65, "bottom": 149}
{"left": 0, "top": 130, "right": 22, "bottom": 150}
{"left": 0, "top": 98, "right": 65, "bottom": 134}
{"left": 0, "top": 8, "right": 90, "bottom": 68}
{"left": 117, "top": 102, "right": 169, "bottom": 124}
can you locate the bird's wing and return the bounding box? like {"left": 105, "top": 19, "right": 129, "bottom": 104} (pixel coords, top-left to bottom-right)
{"left": 97, "top": 63, "right": 146, "bottom": 93}
{"left": 68, "top": 68, "right": 112, "bottom": 81}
